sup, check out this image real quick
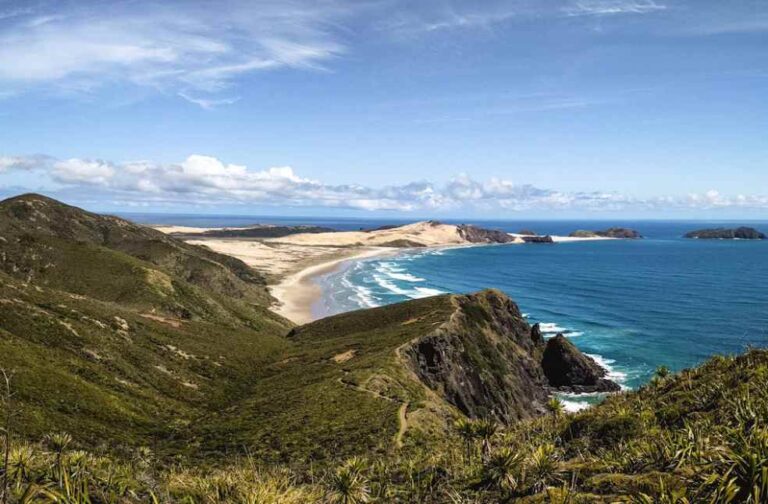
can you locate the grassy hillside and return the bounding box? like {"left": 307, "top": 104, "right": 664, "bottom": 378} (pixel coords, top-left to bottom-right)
{"left": 1, "top": 194, "right": 765, "bottom": 502}
{"left": 0, "top": 194, "right": 275, "bottom": 323}
{"left": 0, "top": 271, "right": 291, "bottom": 455}
{"left": 2, "top": 345, "right": 766, "bottom": 502}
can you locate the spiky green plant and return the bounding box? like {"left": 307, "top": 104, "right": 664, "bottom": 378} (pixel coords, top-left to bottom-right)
{"left": 526, "top": 443, "right": 562, "bottom": 494}
{"left": 474, "top": 418, "right": 499, "bottom": 459}
{"left": 7, "top": 444, "right": 35, "bottom": 491}
{"left": 655, "top": 366, "right": 671, "bottom": 380}
{"left": 547, "top": 397, "right": 565, "bottom": 427}
{"left": 708, "top": 428, "right": 768, "bottom": 503}
{"left": 454, "top": 418, "right": 477, "bottom": 462}
{"left": 326, "top": 457, "right": 370, "bottom": 504}
{"left": 481, "top": 447, "right": 522, "bottom": 495}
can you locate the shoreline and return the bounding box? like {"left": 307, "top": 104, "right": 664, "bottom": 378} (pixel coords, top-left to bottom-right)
{"left": 150, "top": 223, "right": 621, "bottom": 325}
{"left": 269, "top": 242, "right": 486, "bottom": 324}
{"left": 269, "top": 247, "right": 396, "bottom": 324}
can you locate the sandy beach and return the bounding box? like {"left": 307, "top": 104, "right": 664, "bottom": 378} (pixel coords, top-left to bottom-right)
{"left": 269, "top": 247, "right": 394, "bottom": 323}
{"left": 155, "top": 222, "right": 616, "bottom": 324}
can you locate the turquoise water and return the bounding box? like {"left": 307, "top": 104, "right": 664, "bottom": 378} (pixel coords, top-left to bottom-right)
{"left": 125, "top": 213, "right": 768, "bottom": 401}
{"left": 316, "top": 221, "right": 768, "bottom": 398}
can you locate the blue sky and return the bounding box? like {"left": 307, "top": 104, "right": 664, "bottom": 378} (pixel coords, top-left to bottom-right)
{"left": 0, "top": 0, "right": 766, "bottom": 218}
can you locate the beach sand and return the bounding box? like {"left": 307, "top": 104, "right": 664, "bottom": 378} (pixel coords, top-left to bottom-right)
{"left": 269, "top": 247, "right": 394, "bottom": 324}
{"left": 155, "top": 222, "right": 613, "bottom": 325}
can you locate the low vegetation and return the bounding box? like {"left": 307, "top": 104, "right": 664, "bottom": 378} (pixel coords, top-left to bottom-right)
{"left": 1, "top": 194, "right": 766, "bottom": 502}
{"left": 1, "top": 349, "right": 767, "bottom": 502}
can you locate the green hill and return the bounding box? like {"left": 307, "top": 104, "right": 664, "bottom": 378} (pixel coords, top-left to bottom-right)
{"left": 0, "top": 194, "right": 277, "bottom": 324}
{"left": 0, "top": 194, "right": 765, "bottom": 503}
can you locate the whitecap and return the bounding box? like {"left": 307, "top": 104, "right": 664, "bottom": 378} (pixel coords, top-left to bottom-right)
{"left": 409, "top": 287, "right": 445, "bottom": 298}
{"left": 586, "top": 353, "right": 628, "bottom": 384}
{"left": 560, "top": 398, "right": 592, "bottom": 413}
{"left": 388, "top": 272, "right": 425, "bottom": 282}
{"left": 539, "top": 322, "right": 567, "bottom": 334}
{"left": 373, "top": 275, "right": 412, "bottom": 295}
{"left": 340, "top": 272, "right": 380, "bottom": 308}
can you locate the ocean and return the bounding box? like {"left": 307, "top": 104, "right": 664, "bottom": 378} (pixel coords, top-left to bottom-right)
{"left": 127, "top": 213, "right": 768, "bottom": 408}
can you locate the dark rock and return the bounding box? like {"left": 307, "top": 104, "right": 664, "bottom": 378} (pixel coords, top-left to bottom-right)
{"left": 684, "top": 227, "right": 766, "bottom": 240}
{"left": 530, "top": 323, "right": 544, "bottom": 345}
{"left": 598, "top": 228, "right": 642, "bottom": 239}
{"left": 542, "top": 334, "right": 620, "bottom": 393}
{"left": 404, "top": 290, "right": 548, "bottom": 423}
{"left": 517, "top": 229, "right": 537, "bottom": 236}
{"left": 569, "top": 228, "right": 642, "bottom": 239}
{"left": 521, "top": 235, "right": 554, "bottom": 244}
{"left": 403, "top": 291, "right": 620, "bottom": 423}
{"left": 569, "top": 230, "right": 600, "bottom": 238}
{"left": 457, "top": 224, "right": 515, "bottom": 244}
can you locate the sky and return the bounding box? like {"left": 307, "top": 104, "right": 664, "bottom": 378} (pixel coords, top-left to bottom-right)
{"left": 0, "top": 0, "right": 766, "bottom": 218}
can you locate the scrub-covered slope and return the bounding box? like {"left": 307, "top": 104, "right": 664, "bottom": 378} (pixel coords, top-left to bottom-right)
{"left": 215, "top": 289, "right": 616, "bottom": 463}
{"left": 0, "top": 194, "right": 612, "bottom": 467}
{"left": 0, "top": 193, "right": 278, "bottom": 325}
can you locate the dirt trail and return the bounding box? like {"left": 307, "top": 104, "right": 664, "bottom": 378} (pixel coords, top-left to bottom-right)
{"left": 395, "top": 402, "right": 409, "bottom": 449}
{"left": 338, "top": 375, "right": 409, "bottom": 449}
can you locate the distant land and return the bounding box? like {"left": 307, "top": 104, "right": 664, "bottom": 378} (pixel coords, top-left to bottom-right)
{"left": 684, "top": 226, "right": 767, "bottom": 240}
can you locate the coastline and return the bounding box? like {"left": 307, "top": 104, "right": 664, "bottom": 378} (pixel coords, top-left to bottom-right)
{"left": 269, "top": 247, "right": 396, "bottom": 324}
{"left": 151, "top": 223, "right": 621, "bottom": 326}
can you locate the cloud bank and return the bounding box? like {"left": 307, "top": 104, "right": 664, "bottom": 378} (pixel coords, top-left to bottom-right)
{"left": 2, "top": 154, "right": 766, "bottom": 214}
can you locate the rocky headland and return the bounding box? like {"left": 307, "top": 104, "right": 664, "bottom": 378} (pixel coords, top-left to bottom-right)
{"left": 404, "top": 290, "right": 619, "bottom": 422}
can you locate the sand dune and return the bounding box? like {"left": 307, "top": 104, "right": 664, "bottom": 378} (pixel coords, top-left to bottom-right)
{"left": 154, "top": 221, "right": 612, "bottom": 324}
{"left": 267, "top": 221, "right": 473, "bottom": 247}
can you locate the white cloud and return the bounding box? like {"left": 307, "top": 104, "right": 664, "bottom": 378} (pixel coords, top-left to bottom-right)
{"left": 0, "top": 0, "right": 351, "bottom": 106}
{"left": 563, "top": 0, "right": 667, "bottom": 17}
{"left": 52, "top": 159, "right": 115, "bottom": 185}
{"left": 3, "top": 153, "right": 767, "bottom": 214}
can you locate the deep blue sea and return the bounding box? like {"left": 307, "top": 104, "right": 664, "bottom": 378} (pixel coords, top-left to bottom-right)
{"left": 125, "top": 213, "right": 768, "bottom": 408}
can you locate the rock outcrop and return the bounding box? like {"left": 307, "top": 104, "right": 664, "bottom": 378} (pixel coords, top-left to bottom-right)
{"left": 542, "top": 335, "right": 621, "bottom": 393}
{"left": 521, "top": 235, "right": 555, "bottom": 244}
{"left": 569, "top": 228, "right": 642, "bottom": 239}
{"left": 684, "top": 227, "right": 766, "bottom": 240}
{"left": 456, "top": 224, "right": 516, "bottom": 244}
{"left": 403, "top": 290, "right": 619, "bottom": 423}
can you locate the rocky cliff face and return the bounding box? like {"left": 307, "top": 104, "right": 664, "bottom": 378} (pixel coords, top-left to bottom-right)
{"left": 684, "top": 227, "right": 766, "bottom": 240}
{"left": 403, "top": 290, "right": 618, "bottom": 423}
{"left": 457, "top": 224, "right": 516, "bottom": 244}
{"left": 542, "top": 335, "right": 621, "bottom": 393}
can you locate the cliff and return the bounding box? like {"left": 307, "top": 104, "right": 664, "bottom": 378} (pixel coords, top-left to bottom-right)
{"left": 456, "top": 224, "right": 516, "bottom": 244}
{"left": 402, "top": 290, "right": 618, "bottom": 422}
{"left": 542, "top": 335, "right": 621, "bottom": 393}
